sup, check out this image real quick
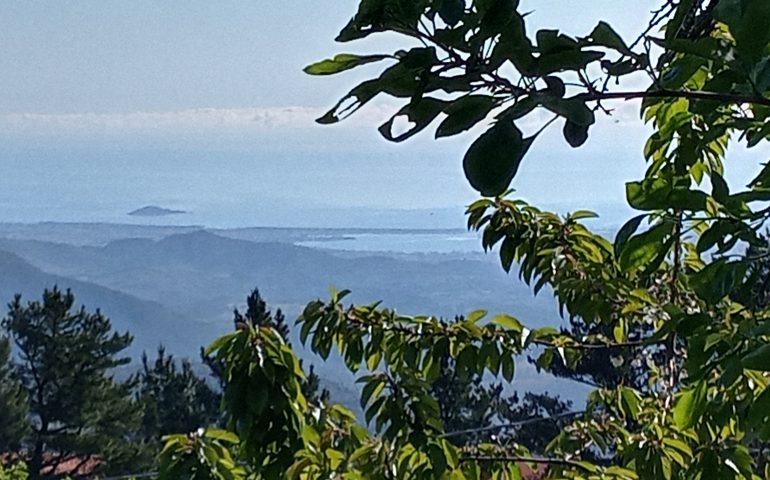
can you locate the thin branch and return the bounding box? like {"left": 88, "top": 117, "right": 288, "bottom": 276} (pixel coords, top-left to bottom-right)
{"left": 531, "top": 338, "right": 655, "bottom": 351}
{"left": 441, "top": 410, "right": 585, "bottom": 438}
{"left": 342, "top": 309, "right": 664, "bottom": 350}
{"left": 460, "top": 454, "right": 590, "bottom": 471}
{"left": 340, "top": 309, "right": 660, "bottom": 352}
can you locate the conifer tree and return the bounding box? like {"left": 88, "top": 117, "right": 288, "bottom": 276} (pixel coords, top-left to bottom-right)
{"left": 135, "top": 346, "right": 220, "bottom": 442}
{"left": 202, "top": 288, "right": 329, "bottom": 404}
{"left": 2, "top": 288, "right": 143, "bottom": 479}
{"left": 0, "top": 336, "right": 27, "bottom": 451}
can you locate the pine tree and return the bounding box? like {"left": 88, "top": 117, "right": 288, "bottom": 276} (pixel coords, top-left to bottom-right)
{"left": 0, "top": 336, "right": 27, "bottom": 451}
{"left": 2, "top": 288, "right": 144, "bottom": 479}
{"left": 430, "top": 317, "right": 573, "bottom": 452}
{"left": 202, "top": 288, "right": 329, "bottom": 405}
{"left": 135, "top": 346, "right": 220, "bottom": 443}
{"left": 431, "top": 354, "right": 572, "bottom": 453}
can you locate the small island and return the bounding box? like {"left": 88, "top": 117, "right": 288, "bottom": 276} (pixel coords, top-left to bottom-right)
{"left": 128, "top": 206, "right": 187, "bottom": 217}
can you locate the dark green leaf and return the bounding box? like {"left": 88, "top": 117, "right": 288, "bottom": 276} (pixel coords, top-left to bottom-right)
{"left": 563, "top": 119, "right": 590, "bottom": 147}
{"left": 690, "top": 259, "right": 746, "bottom": 304}
{"left": 618, "top": 222, "right": 672, "bottom": 272}
{"left": 626, "top": 177, "right": 708, "bottom": 211}
{"left": 336, "top": 0, "right": 426, "bottom": 42}
{"left": 587, "top": 21, "right": 634, "bottom": 56}
{"left": 714, "top": 0, "right": 770, "bottom": 60}
{"left": 543, "top": 97, "right": 595, "bottom": 126}
{"left": 497, "top": 96, "right": 539, "bottom": 120}
{"left": 742, "top": 344, "right": 770, "bottom": 371}
{"left": 463, "top": 121, "right": 536, "bottom": 196}
{"left": 543, "top": 76, "right": 565, "bottom": 98}
{"left": 436, "top": 95, "right": 495, "bottom": 138}
{"left": 437, "top": 0, "right": 465, "bottom": 26}
{"left": 317, "top": 79, "right": 383, "bottom": 124}
{"left": 379, "top": 98, "right": 447, "bottom": 142}
{"left": 501, "top": 354, "right": 515, "bottom": 381}
{"left": 614, "top": 214, "right": 647, "bottom": 256}
{"left": 492, "top": 314, "right": 523, "bottom": 332}
{"left": 711, "top": 173, "right": 730, "bottom": 203}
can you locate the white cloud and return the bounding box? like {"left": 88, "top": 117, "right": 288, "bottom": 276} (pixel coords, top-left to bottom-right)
{"left": 0, "top": 98, "right": 645, "bottom": 146}
{"left": 0, "top": 104, "right": 400, "bottom": 136}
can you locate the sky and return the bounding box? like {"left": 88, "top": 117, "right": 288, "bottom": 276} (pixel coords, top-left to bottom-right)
{"left": 0, "top": 1, "right": 762, "bottom": 228}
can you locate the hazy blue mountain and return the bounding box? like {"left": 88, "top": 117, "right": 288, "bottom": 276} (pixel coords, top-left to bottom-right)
{"left": 0, "top": 230, "right": 563, "bottom": 328}
{"left": 0, "top": 249, "right": 211, "bottom": 357}
{"left": 0, "top": 226, "right": 587, "bottom": 405}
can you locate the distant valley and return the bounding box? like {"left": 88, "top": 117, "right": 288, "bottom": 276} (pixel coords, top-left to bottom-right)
{"left": 0, "top": 222, "right": 587, "bottom": 406}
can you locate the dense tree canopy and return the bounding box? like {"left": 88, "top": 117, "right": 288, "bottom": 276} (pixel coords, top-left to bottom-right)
{"left": 135, "top": 347, "right": 221, "bottom": 447}
{"left": 154, "top": 1, "right": 770, "bottom": 478}
{"left": 0, "top": 1, "right": 767, "bottom": 479}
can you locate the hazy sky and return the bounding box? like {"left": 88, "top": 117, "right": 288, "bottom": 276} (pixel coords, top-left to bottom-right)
{"left": 0, "top": 2, "right": 760, "bottom": 227}
{"left": 0, "top": 1, "right": 651, "bottom": 114}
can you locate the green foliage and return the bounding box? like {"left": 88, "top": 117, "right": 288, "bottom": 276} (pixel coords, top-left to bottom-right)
{"left": 159, "top": 1, "right": 770, "bottom": 478}
{"left": 0, "top": 461, "right": 28, "bottom": 480}
{"left": 206, "top": 324, "right": 308, "bottom": 477}
{"left": 135, "top": 347, "right": 221, "bottom": 446}
{"left": 202, "top": 288, "right": 329, "bottom": 405}
{"left": 0, "top": 337, "right": 28, "bottom": 451}
{"left": 2, "top": 288, "right": 145, "bottom": 479}
{"left": 202, "top": 288, "right": 291, "bottom": 384}
{"left": 159, "top": 429, "right": 245, "bottom": 480}
{"left": 431, "top": 348, "right": 572, "bottom": 452}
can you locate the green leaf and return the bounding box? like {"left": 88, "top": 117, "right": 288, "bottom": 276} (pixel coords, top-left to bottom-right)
{"left": 205, "top": 429, "right": 240, "bottom": 444}
{"left": 497, "top": 96, "right": 538, "bottom": 120}
{"left": 204, "top": 333, "right": 237, "bottom": 355}
{"left": 626, "top": 177, "right": 708, "bottom": 211}
{"left": 336, "top": 0, "right": 425, "bottom": 42}
{"left": 714, "top": 0, "right": 770, "bottom": 60}
{"left": 711, "top": 173, "right": 730, "bottom": 203}
{"left": 463, "top": 121, "right": 536, "bottom": 196}
{"left": 697, "top": 220, "right": 741, "bottom": 253}
{"left": 436, "top": 95, "right": 495, "bottom": 138}
{"left": 563, "top": 119, "right": 590, "bottom": 147}
{"left": 501, "top": 354, "right": 515, "bottom": 381}
{"left": 690, "top": 259, "right": 746, "bottom": 304}
{"left": 619, "top": 387, "right": 641, "bottom": 420}
{"left": 428, "top": 443, "right": 447, "bottom": 475}
{"left": 587, "top": 21, "right": 634, "bottom": 56}
{"left": 492, "top": 314, "right": 523, "bottom": 332}
{"left": 673, "top": 381, "right": 707, "bottom": 429}
{"left": 304, "top": 54, "right": 391, "bottom": 75}
{"left": 569, "top": 210, "right": 598, "bottom": 220}
{"left": 543, "top": 76, "right": 566, "bottom": 98}
{"left": 618, "top": 222, "right": 672, "bottom": 272}
{"left": 614, "top": 214, "right": 647, "bottom": 256}
{"left": 437, "top": 0, "right": 464, "bottom": 26}
{"left": 466, "top": 309, "right": 488, "bottom": 323}
{"left": 542, "top": 97, "right": 595, "bottom": 126}
{"left": 379, "top": 98, "right": 447, "bottom": 142}
{"left": 742, "top": 344, "right": 770, "bottom": 371}
{"left": 317, "top": 79, "right": 383, "bottom": 124}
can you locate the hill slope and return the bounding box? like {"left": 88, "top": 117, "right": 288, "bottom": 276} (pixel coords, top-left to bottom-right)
{"left": 0, "top": 249, "right": 212, "bottom": 357}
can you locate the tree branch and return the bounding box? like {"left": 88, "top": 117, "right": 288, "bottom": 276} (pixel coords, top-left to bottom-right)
{"left": 460, "top": 454, "right": 590, "bottom": 471}
{"left": 441, "top": 410, "right": 585, "bottom": 439}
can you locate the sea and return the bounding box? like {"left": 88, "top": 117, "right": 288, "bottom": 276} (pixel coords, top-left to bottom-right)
{"left": 0, "top": 136, "right": 640, "bottom": 251}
